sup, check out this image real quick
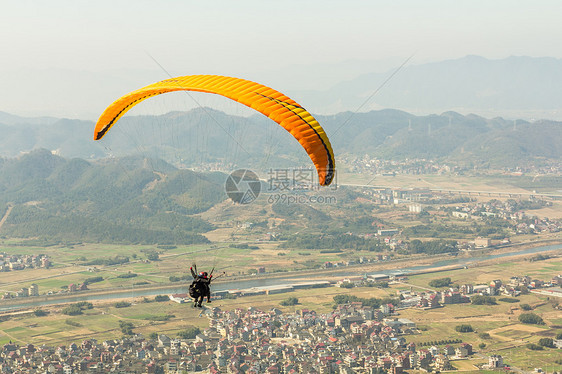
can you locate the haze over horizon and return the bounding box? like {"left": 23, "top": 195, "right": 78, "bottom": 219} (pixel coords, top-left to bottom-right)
{"left": 2, "top": 1, "right": 562, "bottom": 120}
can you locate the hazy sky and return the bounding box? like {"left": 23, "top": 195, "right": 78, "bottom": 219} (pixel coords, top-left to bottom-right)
{"left": 1, "top": 0, "right": 561, "bottom": 118}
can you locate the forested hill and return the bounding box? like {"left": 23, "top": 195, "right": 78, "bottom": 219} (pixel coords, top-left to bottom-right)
{"left": 0, "top": 149, "right": 227, "bottom": 245}
{"left": 320, "top": 110, "right": 562, "bottom": 167}
{"left": 0, "top": 108, "right": 560, "bottom": 168}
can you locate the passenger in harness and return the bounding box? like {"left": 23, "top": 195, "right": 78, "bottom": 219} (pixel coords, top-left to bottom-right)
{"left": 189, "top": 265, "right": 212, "bottom": 308}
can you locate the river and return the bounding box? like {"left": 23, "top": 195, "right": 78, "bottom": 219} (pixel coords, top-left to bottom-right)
{"left": 1, "top": 243, "right": 560, "bottom": 312}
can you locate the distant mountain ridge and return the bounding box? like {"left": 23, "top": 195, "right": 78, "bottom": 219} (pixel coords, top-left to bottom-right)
{"left": 0, "top": 111, "right": 58, "bottom": 126}
{"left": 2, "top": 55, "right": 562, "bottom": 120}
{"left": 0, "top": 108, "right": 560, "bottom": 168}
{"left": 300, "top": 55, "right": 562, "bottom": 119}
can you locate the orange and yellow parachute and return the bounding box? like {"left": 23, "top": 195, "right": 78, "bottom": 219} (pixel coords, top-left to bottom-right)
{"left": 94, "top": 75, "right": 335, "bottom": 186}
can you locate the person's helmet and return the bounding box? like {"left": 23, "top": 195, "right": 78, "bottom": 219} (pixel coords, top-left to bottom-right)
{"left": 199, "top": 271, "right": 208, "bottom": 279}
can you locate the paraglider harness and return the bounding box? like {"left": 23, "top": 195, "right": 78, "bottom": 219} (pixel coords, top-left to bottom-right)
{"left": 188, "top": 282, "right": 202, "bottom": 299}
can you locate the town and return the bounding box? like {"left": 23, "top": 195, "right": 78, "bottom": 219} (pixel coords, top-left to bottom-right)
{"left": 0, "top": 305, "right": 510, "bottom": 374}
{"left": 342, "top": 156, "right": 562, "bottom": 178}
{"left": 0, "top": 253, "right": 51, "bottom": 272}
{"left": 1, "top": 267, "right": 560, "bottom": 373}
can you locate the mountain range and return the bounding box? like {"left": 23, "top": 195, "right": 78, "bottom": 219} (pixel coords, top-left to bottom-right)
{"left": 2, "top": 56, "right": 562, "bottom": 120}
{"left": 300, "top": 55, "right": 562, "bottom": 119}
{"left": 0, "top": 107, "right": 560, "bottom": 169}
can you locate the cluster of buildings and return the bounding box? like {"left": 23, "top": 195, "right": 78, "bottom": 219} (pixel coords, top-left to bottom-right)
{"left": 323, "top": 255, "right": 393, "bottom": 269}
{"left": 397, "top": 273, "right": 562, "bottom": 310}
{"left": 203, "top": 304, "right": 476, "bottom": 374}
{"left": 0, "top": 303, "right": 479, "bottom": 374}
{"left": 0, "top": 253, "right": 51, "bottom": 272}
{"left": 343, "top": 155, "right": 461, "bottom": 176}
{"left": 501, "top": 161, "right": 561, "bottom": 175}
{"left": 351, "top": 181, "right": 561, "bottom": 238}
{"left": 356, "top": 187, "right": 437, "bottom": 206}
{"left": 2, "top": 282, "right": 90, "bottom": 300}
{"left": 513, "top": 217, "right": 562, "bottom": 235}
{"left": 1, "top": 284, "right": 39, "bottom": 300}
{"left": 451, "top": 199, "right": 533, "bottom": 220}
{"left": 397, "top": 288, "right": 468, "bottom": 310}
{"left": 482, "top": 274, "right": 562, "bottom": 298}
{"left": 504, "top": 274, "right": 561, "bottom": 290}
{"left": 345, "top": 154, "right": 561, "bottom": 177}
{"left": 450, "top": 199, "right": 561, "bottom": 234}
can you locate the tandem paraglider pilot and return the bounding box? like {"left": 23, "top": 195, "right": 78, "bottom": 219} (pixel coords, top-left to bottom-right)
{"left": 189, "top": 265, "right": 212, "bottom": 308}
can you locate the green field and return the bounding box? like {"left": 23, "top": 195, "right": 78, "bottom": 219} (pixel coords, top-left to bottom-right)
{"left": 406, "top": 258, "right": 562, "bottom": 290}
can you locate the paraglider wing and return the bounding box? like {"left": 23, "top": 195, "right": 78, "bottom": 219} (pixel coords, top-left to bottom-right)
{"left": 94, "top": 75, "right": 335, "bottom": 185}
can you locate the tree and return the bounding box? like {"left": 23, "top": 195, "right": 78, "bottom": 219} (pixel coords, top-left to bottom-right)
{"left": 146, "top": 252, "right": 159, "bottom": 261}
{"left": 332, "top": 294, "right": 397, "bottom": 309}
{"left": 154, "top": 295, "right": 169, "bottom": 302}
{"left": 33, "top": 309, "right": 48, "bottom": 317}
{"left": 471, "top": 295, "right": 497, "bottom": 305}
{"left": 520, "top": 303, "right": 532, "bottom": 310}
{"left": 116, "top": 273, "right": 137, "bottom": 279}
{"left": 519, "top": 313, "right": 545, "bottom": 325}
{"left": 339, "top": 282, "right": 354, "bottom": 289}
{"left": 498, "top": 297, "right": 519, "bottom": 303}
{"left": 76, "top": 301, "right": 93, "bottom": 309}
{"left": 83, "top": 276, "right": 104, "bottom": 285}
{"left": 115, "top": 301, "right": 131, "bottom": 308}
{"left": 177, "top": 327, "right": 201, "bottom": 339}
{"left": 408, "top": 239, "right": 458, "bottom": 254}
{"left": 538, "top": 338, "right": 554, "bottom": 348}
{"left": 455, "top": 324, "right": 474, "bottom": 333}
{"left": 375, "top": 281, "right": 389, "bottom": 288}
{"left": 119, "top": 320, "right": 134, "bottom": 335}
{"left": 280, "top": 297, "right": 299, "bottom": 306}
{"left": 62, "top": 301, "right": 93, "bottom": 315}
{"left": 526, "top": 343, "right": 543, "bottom": 350}
{"left": 62, "top": 304, "right": 83, "bottom": 316}
{"left": 429, "top": 278, "right": 452, "bottom": 288}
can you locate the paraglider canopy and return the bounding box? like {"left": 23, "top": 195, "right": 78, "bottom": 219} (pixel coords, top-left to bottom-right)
{"left": 94, "top": 75, "right": 335, "bottom": 186}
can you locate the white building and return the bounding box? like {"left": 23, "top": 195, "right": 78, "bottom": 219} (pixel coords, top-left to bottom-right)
{"left": 489, "top": 355, "right": 503, "bottom": 368}
{"left": 29, "top": 284, "right": 39, "bottom": 297}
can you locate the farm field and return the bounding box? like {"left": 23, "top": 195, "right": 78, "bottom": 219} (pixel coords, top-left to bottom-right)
{"left": 2, "top": 237, "right": 560, "bottom": 295}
